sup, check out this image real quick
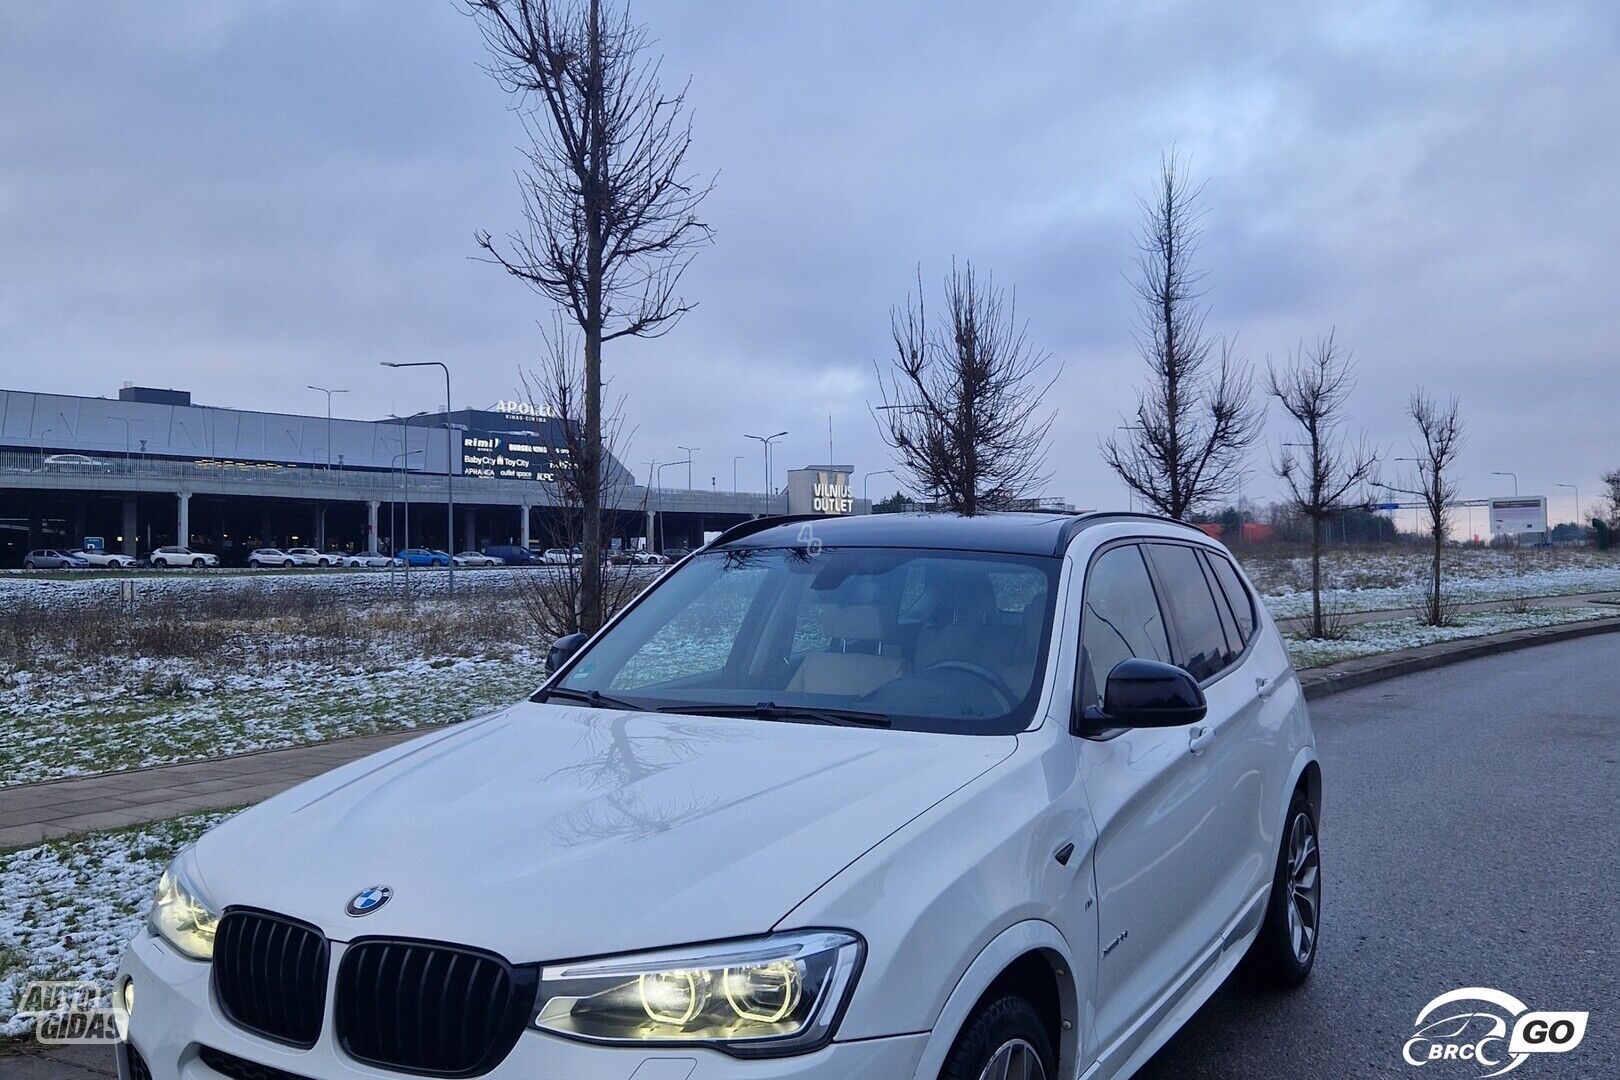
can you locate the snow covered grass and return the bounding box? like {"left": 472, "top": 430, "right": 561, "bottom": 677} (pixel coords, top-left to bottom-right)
{"left": 1283, "top": 605, "right": 1615, "bottom": 670}
{"left": 1240, "top": 545, "right": 1620, "bottom": 619}
{"left": 0, "top": 577, "right": 549, "bottom": 787}
{"left": 0, "top": 810, "right": 230, "bottom": 1037}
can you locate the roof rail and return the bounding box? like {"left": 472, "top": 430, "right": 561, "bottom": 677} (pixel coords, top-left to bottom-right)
{"left": 1054, "top": 510, "right": 1204, "bottom": 554}
{"left": 701, "top": 514, "right": 828, "bottom": 550}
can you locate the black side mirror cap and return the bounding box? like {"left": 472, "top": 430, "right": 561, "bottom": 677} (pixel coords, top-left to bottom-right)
{"left": 545, "top": 632, "right": 590, "bottom": 676}
{"left": 1098, "top": 658, "right": 1208, "bottom": 728}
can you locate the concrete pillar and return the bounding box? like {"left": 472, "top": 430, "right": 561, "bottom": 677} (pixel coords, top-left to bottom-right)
{"left": 121, "top": 497, "right": 137, "bottom": 556}
{"left": 462, "top": 507, "right": 476, "bottom": 552}
{"left": 176, "top": 492, "right": 191, "bottom": 548}
{"left": 314, "top": 506, "right": 326, "bottom": 549}
{"left": 519, "top": 504, "right": 531, "bottom": 548}
{"left": 367, "top": 500, "right": 380, "bottom": 553}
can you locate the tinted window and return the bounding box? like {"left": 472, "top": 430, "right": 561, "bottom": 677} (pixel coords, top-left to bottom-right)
{"left": 1079, "top": 545, "right": 1172, "bottom": 711}
{"left": 1199, "top": 551, "right": 1244, "bottom": 656}
{"left": 1207, "top": 553, "right": 1256, "bottom": 643}
{"left": 1147, "top": 544, "right": 1235, "bottom": 682}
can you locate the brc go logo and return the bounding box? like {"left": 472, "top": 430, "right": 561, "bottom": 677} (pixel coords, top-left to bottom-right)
{"left": 1402, "top": 987, "right": 1589, "bottom": 1077}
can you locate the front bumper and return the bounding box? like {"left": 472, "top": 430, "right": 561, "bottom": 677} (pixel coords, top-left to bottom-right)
{"left": 116, "top": 933, "right": 929, "bottom": 1080}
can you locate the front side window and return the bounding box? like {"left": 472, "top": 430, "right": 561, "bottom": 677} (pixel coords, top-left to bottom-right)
{"left": 1079, "top": 545, "right": 1172, "bottom": 711}
{"left": 555, "top": 546, "right": 1060, "bottom": 735}
{"left": 1146, "top": 543, "right": 1237, "bottom": 682}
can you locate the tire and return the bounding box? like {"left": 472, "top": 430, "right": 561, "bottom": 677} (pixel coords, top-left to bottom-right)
{"left": 23, "top": 560, "right": 36, "bottom": 570}
{"left": 192, "top": 558, "right": 204, "bottom": 568}
{"left": 1243, "top": 788, "right": 1321, "bottom": 988}
{"left": 939, "top": 995, "right": 1055, "bottom": 1080}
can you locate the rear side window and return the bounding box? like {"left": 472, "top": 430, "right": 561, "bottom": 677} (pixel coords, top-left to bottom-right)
{"left": 1198, "top": 551, "right": 1244, "bottom": 656}
{"left": 1206, "top": 552, "right": 1256, "bottom": 644}
{"left": 1146, "top": 543, "right": 1237, "bottom": 682}
{"left": 1079, "top": 545, "right": 1172, "bottom": 711}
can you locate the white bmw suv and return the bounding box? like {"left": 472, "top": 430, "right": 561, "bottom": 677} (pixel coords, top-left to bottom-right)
{"left": 117, "top": 512, "right": 1320, "bottom": 1080}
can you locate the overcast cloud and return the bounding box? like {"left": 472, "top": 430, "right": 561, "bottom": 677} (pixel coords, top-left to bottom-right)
{"left": 2, "top": 1, "right": 1616, "bottom": 525}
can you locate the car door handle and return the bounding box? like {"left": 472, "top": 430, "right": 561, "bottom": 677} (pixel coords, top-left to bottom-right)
{"left": 1256, "top": 673, "right": 1282, "bottom": 700}
{"left": 1188, "top": 725, "right": 1216, "bottom": 754}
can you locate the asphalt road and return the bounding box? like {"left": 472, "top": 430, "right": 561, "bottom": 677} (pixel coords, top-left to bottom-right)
{"left": 1137, "top": 635, "right": 1619, "bottom": 1080}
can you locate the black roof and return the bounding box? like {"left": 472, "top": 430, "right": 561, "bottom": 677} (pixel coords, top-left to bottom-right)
{"left": 709, "top": 511, "right": 1205, "bottom": 557}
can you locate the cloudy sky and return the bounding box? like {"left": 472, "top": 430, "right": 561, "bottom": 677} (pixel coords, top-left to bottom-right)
{"left": 3, "top": 1, "right": 1616, "bottom": 527}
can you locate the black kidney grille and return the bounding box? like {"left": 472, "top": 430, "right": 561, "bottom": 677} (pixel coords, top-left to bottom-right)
{"left": 196, "top": 1045, "right": 316, "bottom": 1080}
{"left": 335, "top": 939, "right": 538, "bottom": 1077}
{"left": 212, "top": 909, "right": 329, "bottom": 1049}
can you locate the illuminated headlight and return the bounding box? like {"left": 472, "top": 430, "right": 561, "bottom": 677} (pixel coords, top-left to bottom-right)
{"left": 533, "top": 931, "right": 863, "bottom": 1056}
{"left": 148, "top": 852, "right": 220, "bottom": 961}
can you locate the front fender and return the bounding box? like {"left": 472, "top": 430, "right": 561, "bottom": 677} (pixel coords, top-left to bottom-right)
{"left": 910, "top": 919, "right": 1082, "bottom": 1080}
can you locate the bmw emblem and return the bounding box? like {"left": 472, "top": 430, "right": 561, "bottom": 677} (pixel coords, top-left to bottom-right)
{"left": 346, "top": 886, "right": 393, "bottom": 917}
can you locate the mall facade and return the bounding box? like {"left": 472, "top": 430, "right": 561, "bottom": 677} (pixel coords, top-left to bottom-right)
{"left": 0, "top": 385, "right": 864, "bottom": 566}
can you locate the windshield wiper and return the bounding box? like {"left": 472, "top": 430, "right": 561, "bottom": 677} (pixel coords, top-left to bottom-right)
{"left": 657, "top": 701, "right": 892, "bottom": 728}
{"left": 534, "top": 686, "right": 643, "bottom": 711}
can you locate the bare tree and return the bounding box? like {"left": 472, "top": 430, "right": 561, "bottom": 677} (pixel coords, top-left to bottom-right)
{"left": 1601, "top": 468, "right": 1620, "bottom": 528}
{"left": 875, "top": 262, "right": 1057, "bottom": 515}
{"left": 1267, "top": 331, "right": 1379, "bottom": 638}
{"left": 1102, "top": 152, "right": 1261, "bottom": 518}
{"left": 1386, "top": 392, "right": 1465, "bottom": 626}
{"left": 513, "top": 326, "right": 650, "bottom": 639}
{"left": 467, "top": 0, "right": 712, "bottom": 632}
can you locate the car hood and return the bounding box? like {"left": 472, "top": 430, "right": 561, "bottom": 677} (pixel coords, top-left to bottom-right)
{"left": 191, "top": 701, "right": 1015, "bottom": 962}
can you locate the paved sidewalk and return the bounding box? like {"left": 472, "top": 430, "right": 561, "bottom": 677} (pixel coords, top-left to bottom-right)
{"left": 1274, "top": 589, "right": 1620, "bottom": 633}
{"left": 0, "top": 729, "right": 424, "bottom": 849}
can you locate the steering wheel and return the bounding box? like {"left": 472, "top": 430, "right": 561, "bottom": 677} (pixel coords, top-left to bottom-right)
{"left": 925, "top": 660, "right": 1016, "bottom": 712}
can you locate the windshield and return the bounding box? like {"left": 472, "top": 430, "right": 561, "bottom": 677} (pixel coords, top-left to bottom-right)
{"left": 552, "top": 546, "right": 1060, "bottom": 735}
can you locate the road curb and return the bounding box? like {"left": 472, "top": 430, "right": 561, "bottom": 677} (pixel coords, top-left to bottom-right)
{"left": 1298, "top": 615, "right": 1620, "bottom": 699}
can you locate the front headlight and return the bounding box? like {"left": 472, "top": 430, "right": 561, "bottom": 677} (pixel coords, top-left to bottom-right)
{"left": 148, "top": 853, "right": 220, "bottom": 961}
{"left": 533, "top": 931, "right": 862, "bottom": 1056}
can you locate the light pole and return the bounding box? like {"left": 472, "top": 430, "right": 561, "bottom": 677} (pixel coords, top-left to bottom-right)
{"left": 744, "top": 431, "right": 787, "bottom": 515}
{"left": 1556, "top": 483, "right": 1580, "bottom": 535}
{"left": 383, "top": 361, "right": 456, "bottom": 595}
{"left": 732, "top": 455, "right": 744, "bottom": 497}
{"left": 307, "top": 385, "right": 349, "bottom": 471}
{"left": 392, "top": 447, "right": 423, "bottom": 599}
{"left": 1491, "top": 471, "right": 1518, "bottom": 496}
{"left": 654, "top": 460, "right": 690, "bottom": 551}
{"left": 863, "top": 468, "right": 895, "bottom": 509}
{"left": 1116, "top": 426, "right": 1144, "bottom": 512}
{"left": 678, "top": 446, "right": 700, "bottom": 490}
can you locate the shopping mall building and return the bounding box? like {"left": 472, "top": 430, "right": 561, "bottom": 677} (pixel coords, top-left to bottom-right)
{"left": 0, "top": 385, "right": 864, "bottom": 566}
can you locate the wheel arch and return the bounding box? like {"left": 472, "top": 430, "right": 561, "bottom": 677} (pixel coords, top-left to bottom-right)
{"left": 911, "top": 920, "right": 1080, "bottom": 1080}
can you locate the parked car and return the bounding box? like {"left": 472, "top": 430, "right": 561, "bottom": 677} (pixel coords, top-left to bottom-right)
{"left": 482, "top": 544, "right": 543, "bottom": 566}
{"left": 247, "top": 548, "right": 294, "bottom": 568}
{"left": 394, "top": 547, "right": 451, "bottom": 567}
{"left": 119, "top": 512, "right": 1320, "bottom": 1080}
{"left": 541, "top": 547, "right": 573, "bottom": 565}
{"left": 343, "top": 550, "right": 394, "bottom": 568}
{"left": 149, "top": 546, "right": 218, "bottom": 568}
{"left": 285, "top": 547, "right": 330, "bottom": 567}
{"left": 69, "top": 548, "right": 137, "bottom": 568}
{"left": 22, "top": 548, "right": 89, "bottom": 570}
{"left": 452, "top": 550, "right": 502, "bottom": 567}
{"left": 660, "top": 546, "right": 692, "bottom": 561}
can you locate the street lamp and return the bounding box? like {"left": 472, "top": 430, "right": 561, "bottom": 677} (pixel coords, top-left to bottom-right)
{"left": 744, "top": 431, "right": 788, "bottom": 515}
{"left": 382, "top": 361, "right": 456, "bottom": 596}
{"left": 1556, "top": 483, "right": 1580, "bottom": 533}
{"left": 732, "top": 455, "right": 744, "bottom": 497}
{"left": 653, "top": 459, "right": 691, "bottom": 551}
{"left": 1491, "top": 471, "right": 1519, "bottom": 496}
{"left": 1116, "top": 426, "right": 1144, "bottom": 512}
{"left": 677, "top": 446, "right": 700, "bottom": 490}
{"left": 307, "top": 385, "right": 349, "bottom": 471}
{"left": 863, "top": 468, "right": 896, "bottom": 508}
{"left": 109, "top": 417, "right": 132, "bottom": 466}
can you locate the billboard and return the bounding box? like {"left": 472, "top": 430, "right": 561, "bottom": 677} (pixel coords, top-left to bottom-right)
{"left": 786, "top": 467, "right": 854, "bottom": 515}
{"left": 460, "top": 431, "right": 570, "bottom": 483}
{"left": 1489, "top": 496, "right": 1547, "bottom": 538}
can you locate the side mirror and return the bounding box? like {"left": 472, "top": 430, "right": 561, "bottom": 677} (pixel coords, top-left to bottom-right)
{"left": 1099, "top": 658, "right": 1207, "bottom": 728}
{"left": 545, "top": 632, "right": 589, "bottom": 676}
